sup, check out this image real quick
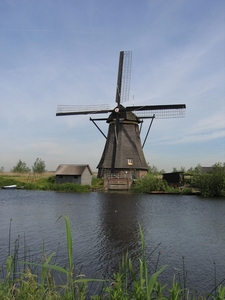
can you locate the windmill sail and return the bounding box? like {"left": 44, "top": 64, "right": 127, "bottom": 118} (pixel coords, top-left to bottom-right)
{"left": 127, "top": 104, "right": 186, "bottom": 119}
{"left": 56, "top": 104, "right": 111, "bottom": 116}
{"left": 115, "top": 51, "right": 132, "bottom": 105}
{"left": 111, "top": 51, "right": 132, "bottom": 172}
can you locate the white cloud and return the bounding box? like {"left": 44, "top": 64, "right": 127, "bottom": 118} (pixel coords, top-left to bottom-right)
{"left": 188, "top": 112, "right": 225, "bottom": 135}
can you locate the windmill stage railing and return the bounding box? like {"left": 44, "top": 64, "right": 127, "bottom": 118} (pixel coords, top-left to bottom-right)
{"left": 103, "top": 172, "right": 133, "bottom": 180}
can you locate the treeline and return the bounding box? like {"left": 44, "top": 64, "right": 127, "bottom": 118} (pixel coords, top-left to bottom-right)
{"left": 0, "top": 158, "right": 46, "bottom": 174}
{"left": 132, "top": 162, "right": 225, "bottom": 197}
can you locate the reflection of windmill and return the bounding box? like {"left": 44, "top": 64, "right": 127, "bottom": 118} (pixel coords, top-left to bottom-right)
{"left": 56, "top": 51, "right": 186, "bottom": 183}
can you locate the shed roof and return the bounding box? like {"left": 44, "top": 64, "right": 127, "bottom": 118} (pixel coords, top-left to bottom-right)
{"left": 55, "top": 164, "right": 93, "bottom": 176}
{"left": 200, "top": 167, "right": 213, "bottom": 174}
{"left": 163, "top": 172, "right": 184, "bottom": 176}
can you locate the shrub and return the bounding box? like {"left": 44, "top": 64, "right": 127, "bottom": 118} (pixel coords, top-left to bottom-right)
{"left": 131, "top": 173, "right": 169, "bottom": 193}
{"left": 47, "top": 176, "right": 56, "bottom": 183}
{"left": 192, "top": 163, "right": 225, "bottom": 197}
{"left": 91, "top": 177, "right": 104, "bottom": 188}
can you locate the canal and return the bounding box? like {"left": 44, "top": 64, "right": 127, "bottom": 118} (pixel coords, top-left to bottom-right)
{"left": 0, "top": 190, "right": 224, "bottom": 295}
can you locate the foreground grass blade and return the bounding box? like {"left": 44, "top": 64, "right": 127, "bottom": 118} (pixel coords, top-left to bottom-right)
{"left": 57, "top": 215, "right": 73, "bottom": 274}
{"left": 149, "top": 265, "right": 167, "bottom": 295}
{"left": 19, "top": 260, "right": 68, "bottom": 274}
{"left": 41, "top": 252, "right": 55, "bottom": 284}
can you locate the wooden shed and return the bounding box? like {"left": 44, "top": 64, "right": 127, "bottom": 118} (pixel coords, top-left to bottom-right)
{"left": 55, "top": 164, "right": 93, "bottom": 185}
{"left": 162, "top": 172, "right": 184, "bottom": 187}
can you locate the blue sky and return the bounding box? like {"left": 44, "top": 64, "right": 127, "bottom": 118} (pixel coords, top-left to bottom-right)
{"left": 0, "top": 0, "right": 224, "bottom": 172}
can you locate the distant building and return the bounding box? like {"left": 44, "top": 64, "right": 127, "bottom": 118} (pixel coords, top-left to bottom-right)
{"left": 200, "top": 167, "right": 213, "bottom": 174}
{"left": 162, "top": 172, "right": 184, "bottom": 187}
{"left": 55, "top": 164, "right": 93, "bottom": 185}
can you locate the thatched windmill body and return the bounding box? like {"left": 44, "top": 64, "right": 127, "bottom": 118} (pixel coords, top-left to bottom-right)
{"left": 56, "top": 51, "right": 186, "bottom": 181}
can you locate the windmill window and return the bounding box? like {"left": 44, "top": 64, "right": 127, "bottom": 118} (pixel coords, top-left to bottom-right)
{"left": 127, "top": 158, "right": 133, "bottom": 165}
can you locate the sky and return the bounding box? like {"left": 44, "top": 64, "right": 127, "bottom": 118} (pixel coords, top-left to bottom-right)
{"left": 0, "top": 0, "right": 224, "bottom": 173}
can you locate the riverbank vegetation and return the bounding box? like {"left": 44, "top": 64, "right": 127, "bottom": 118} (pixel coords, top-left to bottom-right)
{"left": 0, "top": 216, "right": 224, "bottom": 299}
{"left": 131, "top": 162, "right": 225, "bottom": 197}
{"left": 0, "top": 172, "right": 95, "bottom": 192}
{"left": 190, "top": 162, "right": 225, "bottom": 197}
{"left": 0, "top": 162, "right": 224, "bottom": 197}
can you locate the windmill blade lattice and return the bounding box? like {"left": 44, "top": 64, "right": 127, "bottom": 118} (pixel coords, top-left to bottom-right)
{"left": 126, "top": 104, "right": 186, "bottom": 119}
{"left": 116, "top": 51, "right": 132, "bottom": 105}
{"left": 56, "top": 104, "right": 111, "bottom": 116}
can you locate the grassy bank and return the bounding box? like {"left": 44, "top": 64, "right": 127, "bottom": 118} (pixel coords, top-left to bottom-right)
{"left": 0, "top": 216, "right": 224, "bottom": 299}
{"left": 1, "top": 171, "right": 224, "bottom": 196}
{"left": 0, "top": 172, "right": 54, "bottom": 187}
{"left": 0, "top": 172, "right": 104, "bottom": 192}
{"left": 0, "top": 172, "right": 199, "bottom": 194}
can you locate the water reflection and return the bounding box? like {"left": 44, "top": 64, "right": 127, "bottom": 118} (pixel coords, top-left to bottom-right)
{"left": 96, "top": 193, "right": 142, "bottom": 276}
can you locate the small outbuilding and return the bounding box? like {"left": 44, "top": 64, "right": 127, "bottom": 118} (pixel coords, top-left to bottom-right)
{"left": 55, "top": 164, "right": 93, "bottom": 185}
{"left": 162, "top": 172, "right": 184, "bottom": 187}
{"left": 200, "top": 167, "right": 213, "bottom": 174}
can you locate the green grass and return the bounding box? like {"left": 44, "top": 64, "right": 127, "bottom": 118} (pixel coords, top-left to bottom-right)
{"left": 0, "top": 217, "right": 224, "bottom": 299}
{"left": 0, "top": 173, "right": 104, "bottom": 193}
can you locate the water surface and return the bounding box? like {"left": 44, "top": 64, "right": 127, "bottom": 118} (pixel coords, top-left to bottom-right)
{"left": 0, "top": 190, "right": 224, "bottom": 294}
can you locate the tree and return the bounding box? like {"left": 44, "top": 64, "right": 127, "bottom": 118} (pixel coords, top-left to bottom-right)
{"left": 187, "top": 167, "right": 194, "bottom": 173}
{"left": 192, "top": 162, "right": 225, "bottom": 197}
{"left": 179, "top": 166, "right": 186, "bottom": 172}
{"left": 11, "top": 159, "right": 30, "bottom": 173}
{"left": 32, "top": 158, "right": 46, "bottom": 174}
{"left": 187, "top": 164, "right": 202, "bottom": 174}
{"left": 148, "top": 165, "right": 159, "bottom": 174}
{"left": 194, "top": 164, "right": 202, "bottom": 174}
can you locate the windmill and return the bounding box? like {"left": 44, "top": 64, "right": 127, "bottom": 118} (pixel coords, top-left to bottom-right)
{"left": 56, "top": 51, "right": 186, "bottom": 182}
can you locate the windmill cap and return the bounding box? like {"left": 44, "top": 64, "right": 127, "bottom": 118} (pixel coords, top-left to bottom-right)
{"left": 107, "top": 105, "right": 141, "bottom": 123}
